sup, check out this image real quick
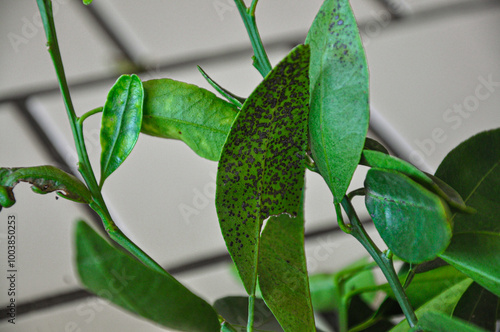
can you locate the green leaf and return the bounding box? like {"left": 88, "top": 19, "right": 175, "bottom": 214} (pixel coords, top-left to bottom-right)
{"left": 365, "top": 168, "right": 453, "bottom": 263}
{"left": 390, "top": 278, "right": 473, "bottom": 332}
{"left": 361, "top": 150, "right": 472, "bottom": 213}
{"left": 306, "top": 0, "right": 370, "bottom": 203}
{"left": 75, "top": 220, "right": 220, "bottom": 332}
{"left": 382, "top": 265, "right": 468, "bottom": 310}
{"left": 413, "top": 311, "right": 488, "bottom": 332}
{"left": 258, "top": 202, "right": 316, "bottom": 331}
{"left": 361, "top": 150, "right": 432, "bottom": 186}
{"left": 434, "top": 128, "right": 500, "bottom": 295}
{"left": 435, "top": 128, "right": 500, "bottom": 234}
{"left": 453, "top": 282, "right": 498, "bottom": 331}
{"left": 215, "top": 45, "right": 310, "bottom": 295}
{"left": 309, "top": 257, "right": 376, "bottom": 312}
{"left": 197, "top": 66, "right": 245, "bottom": 108}
{"left": 440, "top": 232, "right": 500, "bottom": 296}
{"left": 141, "top": 78, "right": 239, "bottom": 161}
{"left": 214, "top": 296, "right": 282, "bottom": 332}
{"left": 100, "top": 74, "right": 143, "bottom": 186}
{"left": 0, "top": 166, "right": 91, "bottom": 210}
{"left": 425, "top": 173, "right": 475, "bottom": 214}
{"left": 83, "top": 0, "right": 93, "bottom": 4}
{"left": 363, "top": 137, "right": 389, "bottom": 155}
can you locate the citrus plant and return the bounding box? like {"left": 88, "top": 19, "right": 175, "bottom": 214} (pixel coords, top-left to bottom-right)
{"left": 1, "top": 0, "right": 499, "bottom": 331}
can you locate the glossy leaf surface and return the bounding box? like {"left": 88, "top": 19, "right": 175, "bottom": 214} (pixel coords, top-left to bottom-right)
{"left": 214, "top": 296, "right": 282, "bottom": 332}
{"left": 141, "top": 78, "right": 239, "bottom": 161}
{"left": 365, "top": 168, "right": 452, "bottom": 263}
{"left": 75, "top": 220, "right": 220, "bottom": 332}
{"left": 425, "top": 173, "right": 474, "bottom": 213}
{"left": 0, "top": 166, "right": 91, "bottom": 210}
{"left": 306, "top": 0, "right": 369, "bottom": 202}
{"left": 100, "top": 74, "right": 143, "bottom": 186}
{"left": 435, "top": 129, "right": 500, "bottom": 296}
{"left": 216, "top": 45, "right": 310, "bottom": 294}
{"left": 391, "top": 278, "right": 473, "bottom": 332}
{"left": 440, "top": 232, "right": 500, "bottom": 296}
{"left": 453, "top": 282, "right": 498, "bottom": 331}
{"left": 258, "top": 203, "right": 315, "bottom": 331}
{"left": 361, "top": 150, "right": 432, "bottom": 186}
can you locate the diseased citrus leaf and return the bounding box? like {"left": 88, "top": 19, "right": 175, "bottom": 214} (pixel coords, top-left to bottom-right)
{"left": 390, "top": 278, "right": 473, "bottom": 332}
{"left": 216, "top": 45, "right": 310, "bottom": 295}
{"left": 258, "top": 198, "right": 315, "bottom": 331}
{"left": 365, "top": 168, "right": 453, "bottom": 263}
{"left": 75, "top": 220, "right": 220, "bottom": 332}
{"left": 306, "top": 0, "right": 370, "bottom": 203}
{"left": 0, "top": 166, "right": 91, "bottom": 210}
{"left": 214, "top": 296, "right": 282, "bottom": 332}
{"left": 100, "top": 74, "right": 143, "bottom": 186}
{"left": 435, "top": 129, "right": 500, "bottom": 296}
{"left": 141, "top": 78, "right": 239, "bottom": 161}
{"left": 453, "top": 282, "right": 498, "bottom": 331}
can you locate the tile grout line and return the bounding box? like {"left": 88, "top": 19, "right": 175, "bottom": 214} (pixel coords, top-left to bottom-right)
{"left": 0, "top": 220, "right": 369, "bottom": 320}
{"left": 14, "top": 99, "right": 106, "bottom": 233}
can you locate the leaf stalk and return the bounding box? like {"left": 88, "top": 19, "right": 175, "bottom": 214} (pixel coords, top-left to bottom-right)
{"left": 37, "top": 0, "right": 166, "bottom": 276}
{"left": 233, "top": 0, "right": 272, "bottom": 77}
{"left": 341, "top": 196, "right": 418, "bottom": 328}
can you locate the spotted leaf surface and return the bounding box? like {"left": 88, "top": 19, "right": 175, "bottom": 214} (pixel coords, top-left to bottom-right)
{"left": 306, "top": 0, "right": 369, "bottom": 202}
{"left": 216, "top": 45, "right": 310, "bottom": 295}
{"left": 258, "top": 198, "right": 316, "bottom": 332}
{"left": 100, "top": 74, "right": 143, "bottom": 187}
{"left": 0, "top": 166, "right": 91, "bottom": 210}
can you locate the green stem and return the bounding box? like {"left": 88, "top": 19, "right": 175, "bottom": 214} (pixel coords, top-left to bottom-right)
{"left": 338, "top": 294, "right": 349, "bottom": 332}
{"left": 90, "top": 201, "right": 167, "bottom": 275}
{"left": 78, "top": 106, "right": 103, "bottom": 126}
{"left": 335, "top": 202, "right": 352, "bottom": 234}
{"left": 37, "top": 0, "right": 166, "bottom": 276}
{"left": 341, "top": 196, "right": 418, "bottom": 328}
{"left": 247, "top": 294, "right": 255, "bottom": 332}
{"left": 233, "top": 0, "right": 272, "bottom": 77}
{"left": 347, "top": 187, "right": 366, "bottom": 201}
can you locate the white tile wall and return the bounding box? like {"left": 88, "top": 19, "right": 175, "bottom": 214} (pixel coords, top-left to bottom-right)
{"left": 0, "top": 0, "right": 120, "bottom": 97}
{"left": 1, "top": 0, "right": 499, "bottom": 330}
{"left": 0, "top": 104, "right": 93, "bottom": 301}
{"left": 365, "top": 2, "right": 500, "bottom": 171}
